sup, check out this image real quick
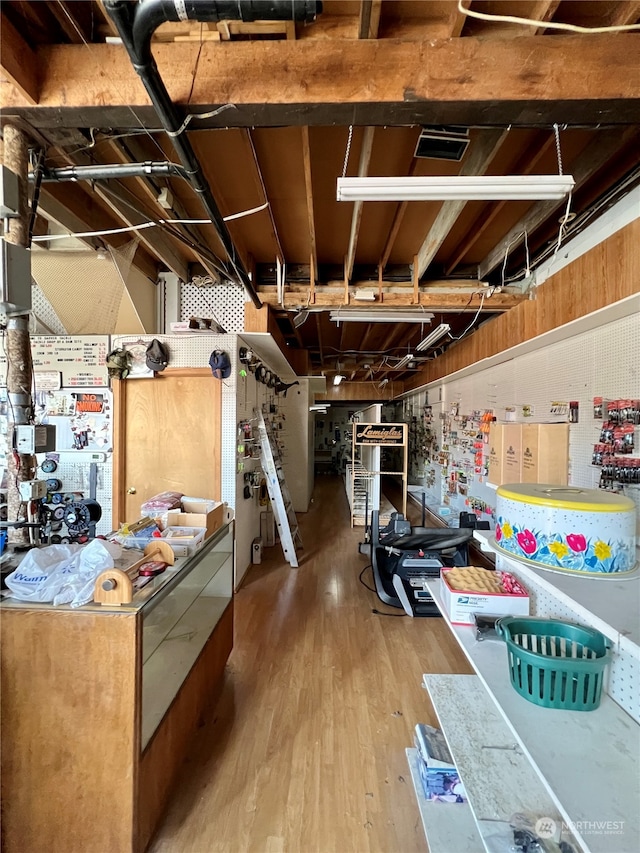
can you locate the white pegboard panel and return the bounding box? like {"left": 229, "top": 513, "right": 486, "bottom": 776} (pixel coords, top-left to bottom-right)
{"left": 498, "top": 556, "right": 640, "bottom": 723}
{"left": 31, "top": 283, "right": 67, "bottom": 335}
{"left": 179, "top": 280, "right": 246, "bottom": 332}
{"left": 434, "top": 309, "right": 640, "bottom": 539}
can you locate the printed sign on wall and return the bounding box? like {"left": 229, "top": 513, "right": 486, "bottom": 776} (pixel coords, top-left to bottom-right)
{"left": 354, "top": 423, "right": 406, "bottom": 445}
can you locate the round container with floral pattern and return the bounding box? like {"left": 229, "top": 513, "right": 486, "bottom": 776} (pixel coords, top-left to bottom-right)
{"left": 494, "top": 484, "right": 637, "bottom": 575}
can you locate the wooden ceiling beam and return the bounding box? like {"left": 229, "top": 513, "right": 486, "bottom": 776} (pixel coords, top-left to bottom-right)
{"left": 608, "top": 1, "right": 640, "bottom": 26}
{"left": 414, "top": 128, "right": 508, "bottom": 278}
{"left": 243, "top": 129, "right": 284, "bottom": 265}
{"left": 301, "top": 127, "right": 318, "bottom": 276}
{"left": 256, "top": 290, "right": 523, "bottom": 311}
{"left": 4, "top": 36, "right": 639, "bottom": 126}
{"left": 0, "top": 14, "right": 40, "bottom": 104}
{"left": 358, "top": 1, "right": 382, "bottom": 39}
{"left": 445, "top": 133, "right": 555, "bottom": 275}
{"left": 345, "top": 127, "right": 375, "bottom": 281}
{"left": 478, "top": 126, "right": 640, "bottom": 278}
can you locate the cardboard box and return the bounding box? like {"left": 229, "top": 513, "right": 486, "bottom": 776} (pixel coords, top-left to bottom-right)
{"left": 440, "top": 570, "right": 529, "bottom": 626}
{"left": 487, "top": 423, "right": 505, "bottom": 486}
{"left": 521, "top": 423, "right": 569, "bottom": 485}
{"left": 502, "top": 423, "right": 522, "bottom": 482}
{"left": 167, "top": 499, "right": 224, "bottom": 538}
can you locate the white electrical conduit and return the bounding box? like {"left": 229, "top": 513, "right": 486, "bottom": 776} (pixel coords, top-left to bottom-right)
{"left": 457, "top": 0, "right": 640, "bottom": 33}
{"left": 28, "top": 203, "right": 270, "bottom": 242}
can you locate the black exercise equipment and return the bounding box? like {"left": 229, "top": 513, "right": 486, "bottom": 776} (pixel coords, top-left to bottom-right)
{"left": 370, "top": 509, "right": 473, "bottom": 616}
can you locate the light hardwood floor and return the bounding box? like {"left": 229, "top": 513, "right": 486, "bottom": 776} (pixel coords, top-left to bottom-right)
{"left": 150, "top": 476, "right": 471, "bottom": 853}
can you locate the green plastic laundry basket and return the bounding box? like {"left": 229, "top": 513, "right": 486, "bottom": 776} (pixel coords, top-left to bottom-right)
{"left": 495, "top": 616, "right": 610, "bottom": 711}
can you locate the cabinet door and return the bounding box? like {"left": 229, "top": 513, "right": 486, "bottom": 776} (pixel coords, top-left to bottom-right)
{"left": 113, "top": 367, "right": 222, "bottom": 525}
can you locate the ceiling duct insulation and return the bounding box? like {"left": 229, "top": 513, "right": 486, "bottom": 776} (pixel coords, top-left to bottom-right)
{"left": 104, "top": 0, "right": 322, "bottom": 305}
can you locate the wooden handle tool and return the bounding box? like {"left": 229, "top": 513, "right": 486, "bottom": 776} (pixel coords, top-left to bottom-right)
{"left": 94, "top": 540, "right": 175, "bottom": 605}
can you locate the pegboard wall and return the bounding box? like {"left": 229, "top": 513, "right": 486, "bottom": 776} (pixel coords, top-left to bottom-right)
{"left": 401, "top": 309, "right": 640, "bottom": 541}
{"left": 233, "top": 338, "right": 310, "bottom": 586}
{"left": 31, "top": 283, "right": 67, "bottom": 335}
{"left": 179, "top": 280, "right": 246, "bottom": 332}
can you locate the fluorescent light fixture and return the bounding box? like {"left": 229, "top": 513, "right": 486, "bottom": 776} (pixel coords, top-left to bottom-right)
{"left": 310, "top": 405, "right": 329, "bottom": 412}
{"left": 330, "top": 310, "right": 434, "bottom": 325}
{"left": 394, "top": 353, "right": 414, "bottom": 370}
{"left": 353, "top": 290, "right": 376, "bottom": 301}
{"left": 333, "top": 374, "right": 345, "bottom": 386}
{"left": 415, "top": 323, "right": 451, "bottom": 351}
{"left": 337, "top": 175, "right": 575, "bottom": 202}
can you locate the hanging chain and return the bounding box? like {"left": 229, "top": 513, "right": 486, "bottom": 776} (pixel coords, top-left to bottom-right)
{"left": 553, "top": 123, "right": 564, "bottom": 175}
{"left": 341, "top": 125, "right": 354, "bottom": 179}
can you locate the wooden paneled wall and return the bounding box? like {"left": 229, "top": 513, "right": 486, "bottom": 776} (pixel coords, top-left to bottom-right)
{"left": 405, "top": 218, "right": 640, "bottom": 391}
{"left": 319, "top": 381, "right": 400, "bottom": 402}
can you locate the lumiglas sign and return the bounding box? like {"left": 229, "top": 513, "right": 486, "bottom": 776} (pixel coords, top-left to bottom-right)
{"left": 355, "top": 423, "right": 405, "bottom": 446}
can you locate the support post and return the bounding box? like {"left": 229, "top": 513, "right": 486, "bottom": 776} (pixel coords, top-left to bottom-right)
{"left": 2, "top": 124, "right": 35, "bottom": 545}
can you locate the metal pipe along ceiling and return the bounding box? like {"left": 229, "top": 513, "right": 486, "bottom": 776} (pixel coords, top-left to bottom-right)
{"left": 104, "top": 0, "right": 322, "bottom": 306}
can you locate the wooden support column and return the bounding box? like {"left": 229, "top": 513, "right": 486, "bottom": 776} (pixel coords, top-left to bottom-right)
{"left": 2, "top": 124, "right": 36, "bottom": 544}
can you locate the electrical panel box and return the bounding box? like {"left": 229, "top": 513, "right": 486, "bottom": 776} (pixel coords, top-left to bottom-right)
{"left": 1, "top": 240, "right": 32, "bottom": 316}
{"left": 18, "top": 479, "right": 48, "bottom": 500}
{"left": 0, "top": 165, "right": 20, "bottom": 217}
{"left": 15, "top": 424, "right": 57, "bottom": 454}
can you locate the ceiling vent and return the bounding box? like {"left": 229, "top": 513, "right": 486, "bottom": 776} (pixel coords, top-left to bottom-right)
{"left": 414, "top": 126, "right": 470, "bottom": 162}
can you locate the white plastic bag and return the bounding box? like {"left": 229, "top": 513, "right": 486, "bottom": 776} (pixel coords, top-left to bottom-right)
{"left": 4, "top": 544, "right": 82, "bottom": 602}
{"left": 5, "top": 539, "right": 121, "bottom": 607}
{"left": 53, "top": 539, "right": 121, "bottom": 608}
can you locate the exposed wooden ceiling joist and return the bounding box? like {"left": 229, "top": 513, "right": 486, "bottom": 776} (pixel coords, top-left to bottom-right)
{"left": 414, "top": 128, "right": 508, "bottom": 278}
{"left": 256, "top": 289, "right": 522, "bottom": 312}
{"left": 478, "top": 126, "right": 640, "bottom": 277}
{"left": 3, "top": 36, "right": 639, "bottom": 127}
{"left": 0, "top": 15, "right": 39, "bottom": 104}
{"left": 345, "top": 127, "right": 375, "bottom": 281}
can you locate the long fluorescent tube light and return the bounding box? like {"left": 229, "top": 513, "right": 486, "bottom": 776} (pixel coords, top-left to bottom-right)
{"left": 394, "top": 354, "right": 414, "bottom": 369}
{"left": 415, "top": 323, "right": 451, "bottom": 351}
{"left": 337, "top": 175, "right": 575, "bottom": 202}
{"left": 330, "top": 310, "right": 434, "bottom": 324}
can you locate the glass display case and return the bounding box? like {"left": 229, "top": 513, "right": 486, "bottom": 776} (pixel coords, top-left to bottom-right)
{"left": 141, "top": 521, "right": 234, "bottom": 747}
{"left": 0, "top": 520, "right": 235, "bottom": 853}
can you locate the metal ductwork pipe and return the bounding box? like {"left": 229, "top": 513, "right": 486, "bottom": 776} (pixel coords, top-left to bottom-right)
{"left": 40, "top": 162, "right": 189, "bottom": 183}
{"left": 104, "top": 0, "right": 323, "bottom": 308}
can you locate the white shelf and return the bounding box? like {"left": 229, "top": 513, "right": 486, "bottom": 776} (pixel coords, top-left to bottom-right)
{"left": 425, "top": 579, "right": 640, "bottom": 853}
{"left": 405, "top": 747, "right": 483, "bottom": 853}
{"left": 473, "top": 531, "right": 640, "bottom": 652}
{"left": 423, "top": 675, "right": 581, "bottom": 853}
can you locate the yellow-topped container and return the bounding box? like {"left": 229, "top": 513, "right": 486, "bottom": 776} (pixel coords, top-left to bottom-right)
{"left": 494, "top": 484, "right": 636, "bottom": 575}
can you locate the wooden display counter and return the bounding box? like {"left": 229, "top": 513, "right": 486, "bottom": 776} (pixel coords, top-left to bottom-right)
{"left": 0, "top": 522, "right": 235, "bottom": 853}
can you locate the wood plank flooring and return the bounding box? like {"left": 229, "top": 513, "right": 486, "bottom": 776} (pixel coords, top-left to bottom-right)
{"left": 149, "top": 476, "right": 471, "bottom": 853}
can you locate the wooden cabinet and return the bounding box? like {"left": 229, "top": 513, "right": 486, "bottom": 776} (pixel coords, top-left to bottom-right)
{"left": 0, "top": 522, "right": 234, "bottom": 853}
